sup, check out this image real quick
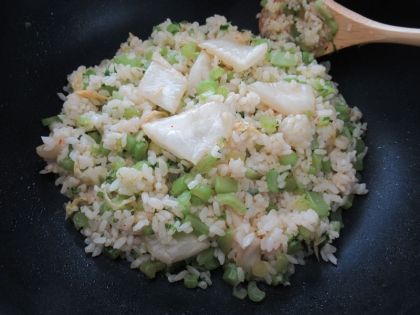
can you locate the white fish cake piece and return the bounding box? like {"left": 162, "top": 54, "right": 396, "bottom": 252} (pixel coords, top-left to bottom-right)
{"left": 199, "top": 39, "right": 267, "bottom": 72}
{"left": 137, "top": 61, "right": 187, "bottom": 114}
{"left": 142, "top": 101, "right": 233, "bottom": 165}
{"left": 247, "top": 81, "right": 316, "bottom": 116}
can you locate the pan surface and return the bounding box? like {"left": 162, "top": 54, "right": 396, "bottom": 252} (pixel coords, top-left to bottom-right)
{"left": 1, "top": 0, "right": 419, "bottom": 314}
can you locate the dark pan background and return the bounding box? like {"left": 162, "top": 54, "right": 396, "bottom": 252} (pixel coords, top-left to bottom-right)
{"left": 1, "top": 0, "right": 419, "bottom": 314}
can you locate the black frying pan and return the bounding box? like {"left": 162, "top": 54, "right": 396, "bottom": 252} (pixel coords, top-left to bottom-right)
{"left": 1, "top": 0, "right": 420, "bottom": 314}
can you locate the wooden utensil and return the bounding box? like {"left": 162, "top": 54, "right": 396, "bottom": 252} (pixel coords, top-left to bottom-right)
{"left": 259, "top": 0, "right": 420, "bottom": 57}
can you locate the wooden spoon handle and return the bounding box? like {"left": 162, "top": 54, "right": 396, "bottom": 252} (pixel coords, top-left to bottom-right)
{"left": 323, "top": 0, "right": 420, "bottom": 54}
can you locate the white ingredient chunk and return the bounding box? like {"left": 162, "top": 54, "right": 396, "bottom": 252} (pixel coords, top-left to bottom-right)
{"left": 247, "top": 81, "right": 316, "bottom": 115}
{"left": 137, "top": 61, "right": 187, "bottom": 114}
{"left": 199, "top": 39, "right": 267, "bottom": 72}
{"left": 187, "top": 50, "right": 212, "bottom": 95}
{"left": 142, "top": 101, "right": 234, "bottom": 165}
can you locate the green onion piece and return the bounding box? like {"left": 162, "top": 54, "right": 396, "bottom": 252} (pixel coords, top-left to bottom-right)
{"left": 342, "top": 194, "right": 354, "bottom": 209}
{"left": 148, "top": 141, "right": 163, "bottom": 155}
{"left": 214, "top": 176, "right": 238, "bottom": 194}
{"left": 60, "top": 157, "right": 74, "bottom": 172}
{"left": 232, "top": 285, "right": 248, "bottom": 300}
{"left": 252, "top": 38, "right": 270, "bottom": 51}
{"left": 180, "top": 41, "right": 197, "bottom": 59}
{"left": 210, "top": 67, "right": 225, "bottom": 81}
{"left": 227, "top": 72, "right": 235, "bottom": 82}
{"left": 190, "top": 195, "right": 202, "bottom": 206}
{"left": 124, "top": 107, "right": 142, "bottom": 119}
{"left": 216, "top": 85, "right": 228, "bottom": 98}
{"left": 215, "top": 193, "right": 247, "bottom": 215}
{"left": 315, "top": 0, "right": 334, "bottom": 20}
{"left": 326, "top": 19, "right": 338, "bottom": 36}
{"left": 284, "top": 177, "right": 297, "bottom": 192}
{"left": 308, "top": 166, "right": 316, "bottom": 175}
{"left": 265, "top": 202, "right": 278, "bottom": 212}
{"left": 195, "top": 155, "right": 218, "bottom": 174}
{"left": 222, "top": 264, "right": 240, "bottom": 286}
{"left": 166, "top": 23, "right": 181, "bottom": 34}
{"left": 302, "top": 51, "right": 314, "bottom": 64}
{"left": 99, "top": 203, "right": 111, "bottom": 215}
{"left": 204, "top": 257, "right": 220, "bottom": 270}
{"left": 353, "top": 157, "right": 364, "bottom": 171}
{"left": 184, "top": 274, "right": 199, "bottom": 289}
{"left": 184, "top": 214, "right": 209, "bottom": 235}
{"left": 218, "top": 227, "right": 235, "bottom": 255}
{"left": 219, "top": 23, "right": 230, "bottom": 31}
{"left": 341, "top": 126, "right": 352, "bottom": 140}
{"left": 318, "top": 116, "right": 331, "bottom": 126}
{"left": 311, "top": 152, "right": 323, "bottom": 169}
{"left": 41, "top": 115, "right": 62, "bottom": 126}
{"left": 102, "top": 246, "right": 122, "bottom": 260}
{"left": 190, "top": 184, "right": 212, "bottom": 202}
{"left": 287, "top": 239, "right": 303, "bottom": 255}
{"left": 145, "top": 50, "right": 153, "bottom": 61}
{"left": 197, "top": 247, "right": 214, "bottom": 266}
{"left": 259, "top": 114, "right": 278, "bottom": 134}
{"left": 295, "top": 198, "right": 312, "bottom": 211}
{"left": 177, "top": 190, "right": 191, "bottom": 206}
{"left": 321, "top": 160, "right": 333, "bottom": 172}
{"left": 143, "top": 225, "right": 154, "bottom": 235}
{"left": 260, "top": 0, "right": 268, "bottom": 7}
{"left": 305, "top": 191, "right": 331, "bottom": 216}
{"left": 338, "top": 112, "right": 350, "bottom": 122}
{"left": 134, "top": 160, "right": 151, "bottom": 170}
{"left": 170, "top": 174, "right": 190, "bottom": 197}
{"left": 247, "top": 281, "right": 266, "bottom": 302}
{"left": 111, "top": 161, "right": 124, "bottom": 172}
{"left": 298, "top": 225, "right": 311, "bottom": 241}
{"left": 167, "top": 52, "right": 177, "bottom": 64}
{"left": 280, "top": 152, "right": 299, "bottom": 167}
{"left": 133, "top": 141, "right": 148, "bottom": 161}
{"left": 245, "top": 167, "right": 262, "bottom": 180}
{"left": 330, "top": 208, "right": 343, "bottom": 231}
{"left": 73, "top": 211, "right": 89, "bottom": 230}
{"left": 270, "top": 51, "right": 298, "bottom": 68}
{"left": 355, "top": 138, "right": 366, "bottom": 154}
{"left": 114, "top": 53, "right": 142, "bottom": 67}
{"left": 140, "top": 260, "right": 157, "bottom": 279}
{"left": 88, "top": 131, "right": 101, "bottom": 144}
{"left": 266, "top": 170, "right": 279, "bottom": 193}
{"left": 335, "top": 105, "right": 349, "bottom": 115}
{"left": 196, "top": 80, "right": 217, "bottom": 95}
{"left": 274, "top": 253, "right": 289, "bottom": 273}
{"left": 160, "top": 46, "right": 168, "bottom": 56}
{"left": 290, "top": 23, "right": 300, "bottom": 39}
{"left": 252, "top": 260, "right": 267, "bottom": 277}
{"left": 76, "top": 114, "right": 91, "bottom": 127}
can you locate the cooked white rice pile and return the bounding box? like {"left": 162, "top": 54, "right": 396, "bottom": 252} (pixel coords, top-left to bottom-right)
{"left": 37, "top": 7, "right": 367, "bottom": 301}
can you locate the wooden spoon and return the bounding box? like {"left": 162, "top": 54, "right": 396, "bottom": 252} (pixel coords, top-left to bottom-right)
{"left": 259, "top": 0, "right": 420, "bottom": 57}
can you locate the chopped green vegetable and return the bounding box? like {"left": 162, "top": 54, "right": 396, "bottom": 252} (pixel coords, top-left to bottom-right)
{"left": 167, "top": 52, "right": 177, "bottom": 64}
{"left": 214, "top": 176, "right": 238, "bottom": 194}
{"left": 140, "top": 260, "right": 157, "bottom": 279}
{"left": 170, "top": 174, "right": 191, "bottom": 197}
{"left": 355, "top": 138, "right": 366, "bottom": 154}
{"left": 287, "top": 238, "right": 303, "bottom": 254}
{"left": 232, "top": 284, "right": 248, "bottom": 300}
{"left": 215, "top": 193, "right": 247, "bottom": 215}
{"left": 114, "top": 53, "right": 142, "bottom": 67}
{"left": 124, "top": 108, "right": 142, "bottom": 120}
{"left": 245, "top": 167, "right": 262, "bottom": 180}
{"left": 143, "top": 225, "right": 154, "bottom": 235}
{"left": 312, "top": 152, "right": 323, "bottom": 169}
{"left": 353, "top": 156, "right": 364, "bottom": 171}
{"left": 216, "top": 85, "right": 228, "bottom": 98}
{"left": 265, "top": 202, "right": 278, "bottom": 212}
{"left": 259, "top": 114, "right": 278, "bottom": 134}
{"left": 247, "top": 281, "right": 266, "bottom": 302}
{"left": 280, "top": 152, "right": 299, "bottom": 167}
{"left": 219, "top": 23, "right": 230, "bottom": 31}
{"left": 315, "top": 0, "right": 333, "bottom": 20}
{"left": 180, "top": 41, "right": 197, "bottom": 59}
{"left": 73, "top": 211, "right": 89, "bottom": 230}
{"left": 76, "top": 114, "right": 91, "bottom": 127}
{"left": 218, "top": 227, "right": 235, "bottom": 255}
{"left": 195, "top": 155, "right": 218, "bottom": 174}
{"left": 271, "top": 51, "right": 298, "bottom": 68}
{"left": 266, "top": 170, "right": 279, "bottom": 193}
{"left": 295, "top": 198, "right": 312, "bottom": 211}
{"left": 321, "top": 160, "right": 333, "bottom": 172}
{"left": 284, "top": 177, "right": 297, "bottom": 192}
{"left": 184, "top": 214, "right": 209, "bottom": 235}
{"left": 204, "top": 257, "right": 220, "bottom": 270}
{"left": 305, "top": 191, "right": 331, "bottom": 216}
{"left": 197, "top": 80, "right": 217, "bottom": 95}
{"left": 102, "top": 246, "right": 121, "bottom": 260}
{"left": 190, "top": 184, "right": 212, "bottom": 202}
{"left": 60, "top": 157, "right": 74, "bottom": 172}
{"left": 166, "top": 23, "right": 181, "bottom": 34}
{"left": 302, "top": 51, "right": 314, "bottom": 64}
{"left": 342, "top": 194, "right": 354, "bottom": 209}
{"left": 222, "top": 263, "right": 240, "bottom": 286}
{"left": 177, "top": 190, "right": 191, "bottom": 206}
{"left": 252, "top": 260, "right": 267, "bottom": 277}
{"left": 184, "top": 274, "right": 199, "bottom": 289}
{"left": 197, "top": 247, "right": 214, "bottom": 266}
{"left": 210, "top": 67, "right": 225, "bottom": 81}
{"left": 298, "top": 225, "right": 311, "bottom": 241}
{"left": 41, "top": 115, "right": 62, "bottom": 126}
{"left": 274, "top": 253, "right": 289, "bottom": 272}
